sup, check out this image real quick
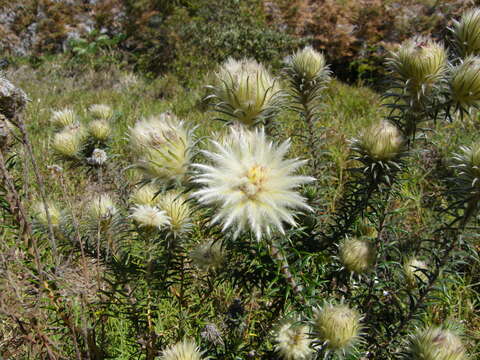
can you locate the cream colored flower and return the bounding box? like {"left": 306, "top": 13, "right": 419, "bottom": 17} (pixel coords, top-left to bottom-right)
{"left": 129, "top": 113, "right": 193, "bottom": 183}
{"left": 313, "top": 303, "right": 363, "bottom": 355}
{"left": 88, "top": 194, "right": 117, "bottom": 220}
{"left": 210, "top": 58, "right": 282, "bottom": 126}
{"left": 89, "top": 104, "right": 113, "bottom": 120}
{"left": 131, "top": 205, "right": 170, "bottom": 229}
{"left": 160, "top": 340, "right": 205, "bottom": 360}
{"left": 130, "top": 184, "right": 160, "bottom": 206}
{"left": 50, "top": 108, "right": 76, "bottom": 127}
{"left": 407, "top": 327, "right": 467, "bottom": 360}
{"left": 274, "top": 321, "right": 313, "bottom": 360}
{"left": 193, "top": 127, "right": 314, "bottom": 240}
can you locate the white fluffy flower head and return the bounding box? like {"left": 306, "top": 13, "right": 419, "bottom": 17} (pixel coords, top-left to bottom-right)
{"left": 274, "top": 320, "right": 313, "bottom": 360}
{"left": 131, "top": 205, "right": 170, "bottom": 229}
{"left": 160, "top": 340, "right": 205, "bottom": 360}
{"left": 193, "top": 127, "right": 314, "bottom": 240}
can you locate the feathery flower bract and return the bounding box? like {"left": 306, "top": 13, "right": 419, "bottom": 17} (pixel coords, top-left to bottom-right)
{"left": 193, "top": 127, "right": 314, "bottom": 240}
{"left": 160, "top": 340, "right": 205, "bottom": 360}
{"left": 313, "top": 303, "right": 363, "bottom": 356}
{"left": 274, "top": 320, "right": 313, "bottom": 360}
{"left": 129, "top": 113, "right": 193, "bottom": 183}
{"left": 287, "top": 46, "right": 329, "bottom": 83}
{"left": 50, "top": 108, "right": 76, "bottom": 128}
{"left": 209, "top": 58, "right": 282, "bottom": 126}
{"left": 131, "top": 205, "right": 170, "bottom": 229}
{"left": 89, "top": 104, "right": 113, "bottom": 120}
{"left": 407, "top": 327, "right": 467, "bottom": 360}
{"left": 452, "top": 8, "right": 480, "bottom": 57}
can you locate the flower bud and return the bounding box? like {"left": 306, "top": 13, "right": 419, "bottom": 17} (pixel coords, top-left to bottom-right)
{"left": 450, "top": 56, "right": 480, "bottom": 111}
{"left": 52, "top": 126, "right": 84, "bottom": 158}
{"left": 388, "top": 37, "right": 446, "bottom": 94}
{"left": 189, "top": 239, "right": 225, "bottom": 271}
{"left": 407, "top": 327, "right": 467, "bottom": 360}
{"left": 452, "top": 8, "right": 480, "bottom": 57}
{"left": 353, "top": 120, "right": 404, "bottom": 162}
{"left": 404, "top": 258, "right": 429, "bottom": 287}
{"left": 50, "top": 108, "right": 76, "bottom": 128}
{"left": 88, "top": 194, "right": 117, "bottom": 220}
{"left": 129, "top": 113, "right": 193, "bottom": 183}
{"left": 89, "top": 104, "right": 113, "bottom": 120}
{"left": 453, "top": 142, "right": 480, "bottom": 190}
{"left": 289, "top": 46, "right": 328, "bottom": 83}
{"left": 88, "top": 119, "right": 111, "bottom": 141}
{"left": 339, "top": 237, "right": 376, "bottom": 274}
{"left": 313, "top": 303, "right": 363, "bottom": 354}
{"left": 157, "top": 191, "right": 193, "bottom": 235}
{"left": 274, "top": 320, "right": 313, "bottom": 360}
{"left": 211, "top": 58, "right": 282, "bottom": 126}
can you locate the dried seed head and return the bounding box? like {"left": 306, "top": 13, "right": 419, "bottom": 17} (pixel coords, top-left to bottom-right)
{"left": 313, "top": 303, "right": 363, "bottom": 355}
{"left": 189, "top": 239, "right": 225, "bottom": 271}
{"left": 157, "top": 191, "right": 193, "bottom": 235}
{"left": 50, "top": 108, "right": 76, "bottom": 128}
{"left": 52, "top": 126, "right": 84, "bottom": 158}
{"left": 88, "top": 119, "right": 111, "bottom": 141}
{"left": 32, "top": 201, "right": 62, "bottom": 227}
{"left": 274, "top": 320, "right": 313, "bottom": 360}
{"left": 160, "top": 340, "right": 205, "bottom": 360}
{"left": 289, "top": 46, "right": 328, "bottom": 83}
{"left": 450, "top": 56, "right": 480, "bottom": 111}
{"left": 404, "top": 258, "right": 429, "bottom": 287}
{"left": 353, "top": 120, "right": 404, "bottom": 162}
{"left": 211, "top": 58, "right": 282, "bottom": 126}
{"left": 407, "top": 327, "right": 467, "bottom": 360}
{"left": 87, "top": 148, "right": 108, "bottom": 166}
{"left": 452, "top": 8, "right": 480, "bottom": 57}
{"left": 339, "top": 237, "right": 376, "bottom": 274}
{"left": 89, "top": 104, "right": 113, "bottom": 120}
{"left": 388, "top": 37, "right": 446, "bottom": 94}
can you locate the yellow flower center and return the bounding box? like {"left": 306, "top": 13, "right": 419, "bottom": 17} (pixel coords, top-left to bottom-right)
{"left": 238, "top": 164, "right": 268, "bottom": 198}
